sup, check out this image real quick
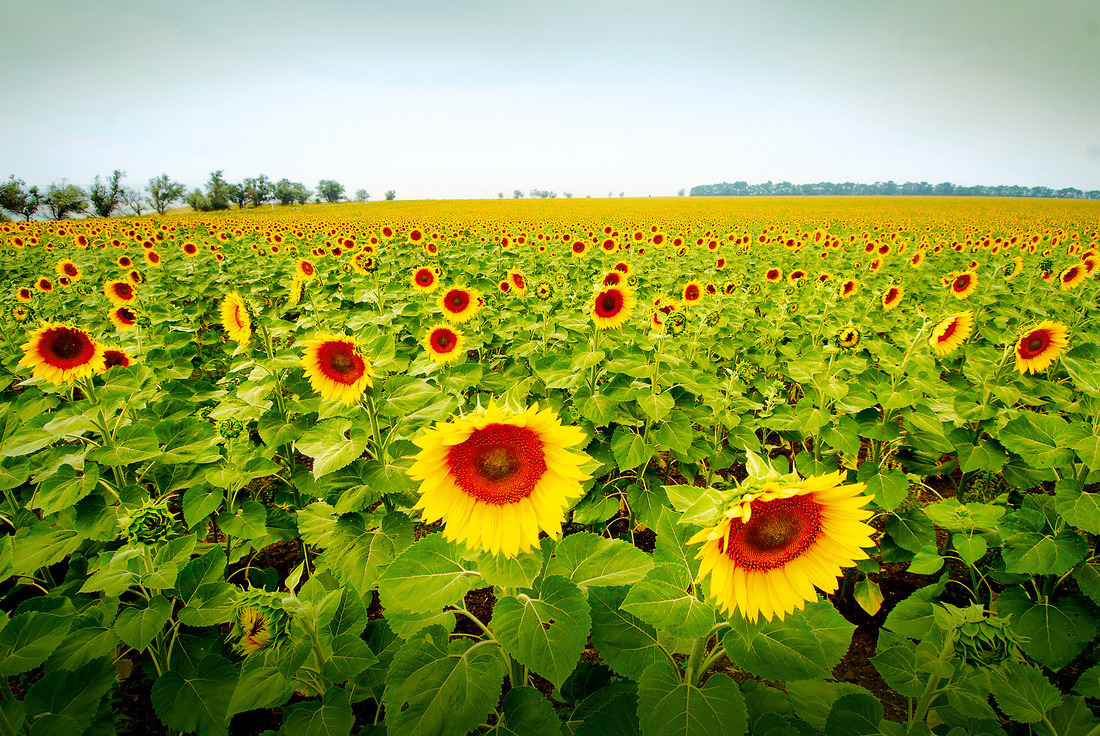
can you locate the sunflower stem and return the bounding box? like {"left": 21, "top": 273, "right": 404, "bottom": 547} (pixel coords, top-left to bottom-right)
{"left": 684, "top": 632, "right": 711, "bottom": 686}
{"left": 364, "top": 391, "right": 384, "bottom": 461}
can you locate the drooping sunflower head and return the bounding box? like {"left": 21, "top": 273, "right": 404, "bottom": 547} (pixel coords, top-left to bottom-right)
{"left": 109, "top": 305, "right": 138, "bottom": 331}
{"left": 840, "top": 279, "right": 859, "bottom": 298}
{"left": 591, "top": 285, "right": 636, "bottom": 330}
{"left": 882, "top": 285, "right": 904, "bottom": 311}
{"left": 424, "top": 324, "right": 465, "bottom": 364}
{"left": 408, "top": 401, "right": 591, "bottom": 558}
{"left": 929, "top": 310, "right": 974, "bottom": 357}
{"left": 836, "top": 326, "right": 861, "bottom": 349}
{"left": 439, "top": 286, "right": 481, "bottom": 323}
{"left": 689, "top": 469, "right": 875, "bottom": 622}
{"left": 232, "top": 589, "right": 289, "bottom": 655}
{"left": 220, "top": 292, "right": 251, "bottom": 343}
{"left": 1059, "top": 264, "right": 1087, "bottom": 291}
{"left": 19, "top": 323, "right": 105, "bottom": 385}
{"left": 301, "top": 333, "right": 374, "bottom": 404}
{"left": 1014, "top": 321, "right": 1069, "bottom": 375}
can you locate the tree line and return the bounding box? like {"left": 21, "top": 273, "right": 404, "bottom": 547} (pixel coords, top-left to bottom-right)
{"left": 0, "top": 171, "right": 391, "bottom": 221}
{"left": 689, "top": 180, "right": 1100, "bottom": 199}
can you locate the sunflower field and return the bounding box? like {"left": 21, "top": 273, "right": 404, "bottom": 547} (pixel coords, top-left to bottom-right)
{"left": 0, "top": 196, "right": 1099, "bottom": 736}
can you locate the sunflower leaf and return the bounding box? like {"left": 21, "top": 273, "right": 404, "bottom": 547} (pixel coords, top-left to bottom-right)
{"left": 989, "top": 661, "right": 1062, "bottom": 724}
{"left": 377, "top": 533, "right": 482, "bottom": 614}
{"left": 588, "top": 586, "right": 666, "bottom": 680}
{"left": 611, "top": 426, "right": 654, "bottom": 472}
{"left": 494, "top": 575, "right": 592, "bottom": 689}
{"left": 296, "top": 418, "right": 369, "bottom": 479}
{"left": 621, "top": 563, "right": 714, "bottom": 640}
{"left": 545, "top": 532, "right": 654, "bottom": 588}
{"left": 150, "top": 654, "right": 236, "bottom": 736}
{"left": 997, "top": 413, "right": 1076, "bottom": 469}
{"left": 493, "top": 686, "right": 565, "bottom": 736}
{"left": 282, "top": 687, "right": 354, "bottom": 736}
{"left": 636, "top": 659, "right": 746, "bottom": 736}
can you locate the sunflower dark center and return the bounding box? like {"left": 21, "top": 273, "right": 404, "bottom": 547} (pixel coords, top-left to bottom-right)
{"left": 1027, "top": 336, "right": 1047, "bottom": 353}
{"left": 447, "top": 424, "right": 547, "bottom": 504}
{"left": 477, "top": 446, "right": 520, "bottom": 481}
{"left": 725, "top": 495, "right": 822, "bottom": 571}
{"left": 51, "top": 332, "right": 83, "bottom": 359}
{"left": 600, "top": 292, "right": 620, "bottom": 313}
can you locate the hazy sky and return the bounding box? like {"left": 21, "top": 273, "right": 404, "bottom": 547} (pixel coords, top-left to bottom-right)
{"left": 3, "top": 0, "right": 1099, "bottom": 199}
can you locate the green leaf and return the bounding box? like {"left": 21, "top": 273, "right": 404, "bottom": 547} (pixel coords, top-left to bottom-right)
{"left": 182, "top": 484, "right": 224, "bottom": 528}
{"left": 1074, "top": 664, "right": 1100, "bottom": 698}
{"left": 31, "top": 463, "right": 99, "bottom": 516}
{"left": 886, "top": 510, "right": 936, "bottom": 553}
{"left": 150, "top": 654, "right": 236, "bottom": 736}
{"left": 377, "top": 533, "right": 482, "bottom": 613}
{"left": 45, "top": 610, "right": 118, "bottom": 671}
{"left": 637, "top": 659, "right": 747, "bottom": 736}
{"left": 786, "top": 681, "right": 875, "bottom": 732}
{"left": 953, "top": 534, "right": 988, "bottom": 565}
{"left": 990, "top": 661, "right": 1062, "bottom": 724}
{"left": 870, "top": 632, "right": 923, "bottom": 697}
{"left": 1055, "top": 479, "right": 1100, "bottom": 534}
{"left": 257, "top": 411, "right": 310, "bottom": 448}
{"left": 0, "top": 603, "right": 75, "bottom": 676}
{"left": 322, "top": 633, "right": 379, "bottom": 681}
{"left": 384, "top": 630, "right": 506, "bottom": 736}
{"left": 115, "top": 595, "right": 173, "bottom": 651}
{"left": 621, "top": 563, "right": 714, "bottom": 639}
{"left": 381, "top": 377, "right": 441, "bottom": 416}
{"left": 494, "top": 575, "right": 591, "bottom": 689}
{"left": 588, "top": 586, "right": 665, "bottom": 680}
{"left": 883, "top": 581, "right": 944, "bottom": 639}
{"left": 1006, "top": 595, "right": 1097, "bottom": 671}
{"left": 949, "top": 429, "right": 1007, "bottom": 473}
{"left": 907, "top": 544, "right": 945, "bottom": 574}
{"left": 154, "top": 417, "right": 220, "bottom": 464}
{"left": 177, "top": 582, "right": 238, "bottom": 627}
{"left": 281, "top": 687, "right": 354, "bottom": 736}
{"left": 856, "top": 462, "right": 909, "bottom": 511}
{"left": 227, "top": 662, "right": 292, "bottom": 718}
{"left": 296, "top": 418, "right": 369, "bottom": 479}
{"left": 653, "top": 508, "right": 700, "bottom": 578}
{"left": 997, "top": 413, "right": 1076, "bottom": 469}
{"left": 1073, "top": 429, "right": 1100, "bottom": 471}
{"left": 612, "top": 426, "right": 654, "bottom": 472}
{"left": 0, "top": 424, "right": 56, "bottom": 458}
{"left": 24, "top": 656, "right": 116, "bottom": 731}
{"left": 545, "top": 532, "right": 654, "bottom": 588}
{"left": 477, "top": 549, "right": 543, "bottom": 588}
{"left": 638, "top": 392, "right": 674, "bottom": 423}
{"left": 217, "top": 500, "right": 268, "bottom": 540}
{"left": 1038, "top": 696, "right": 1100, "bottom": 736}
{"left": 723, "top": 600, "right": 854, "bottom": 683}
{"left": 824, "top": 693, "right": 884, "bottom": 736}
{"left": 853, "top": 579, "right": 884, "bottom": 616}
{"left": 488, "top": 686, "right": 563, "bottom": 736}
{"left": 1002, "top": 530, "right": 1088, "bottom": 575}
{"left": 88, "top": 422, "right": 162, "bottom": 466}
{"left": 335, "top": 459, "right": 417, "bottom": 514}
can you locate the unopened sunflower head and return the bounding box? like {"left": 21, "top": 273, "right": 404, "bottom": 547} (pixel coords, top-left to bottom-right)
{"left": 230, "top": 589, "right": 290, "bottom": 656}
{"left": 118, "top": 496, "right": 182, "bottom": 545}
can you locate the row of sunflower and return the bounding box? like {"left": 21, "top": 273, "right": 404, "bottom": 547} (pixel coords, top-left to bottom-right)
{"left": 0, "top": 197, "right": 1098, "bottom": 735}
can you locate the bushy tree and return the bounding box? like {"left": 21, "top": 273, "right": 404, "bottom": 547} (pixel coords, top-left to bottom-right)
{"left": 243, "top": 174, "right": 273, "bottom": 207}
{"left": 146, "top": 174, "right": 187, "bottom": 215}
{"left": 274, "top": 178, "right": 299, "bottom": 205}
{"left": 317, "top": 180, "right": 345, "bottom": 203}
{"left": 205, "top": 170, "right": 230, "bottom": 210}
{"left": 226, "top": 183, "right": 247, "bottom": 209}
{"left": 44, "top": 180, "right": 88, "bottom": 220}
{"left": 384, "top": 189, "right": 396, "bottom": 201}
{"left": 88, "top": 170, "right": 125, "bottom": 218}
{"left": 185, "top": 188, "right": 212, "bottom": 212}
{"left": 0, "top": 176, "right": 43, "bottom": 220}
{"left": 513, "top": 189, "right": 523, "bottom": 198}
{"left": 354, "top": 188, "right": 369, "bottom": 202}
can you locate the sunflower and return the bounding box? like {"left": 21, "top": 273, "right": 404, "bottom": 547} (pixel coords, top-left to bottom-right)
{"left": 236, "top": 608, "right": 272, "bottom": 655}
{"left": 682, "top": 281, "right": 703, "bottom": 304}
{"left": 55, "top": 260, "right": 81, "bottom": 282}
{"left": 109, "top": 305, "right": 138, "bottom": 330}
{"left": 411, "top": 266, "right": 439, "bottom": 293}
{"left": 929, "top": 311, "right": 973, "bottom": 356}
{"left": 102, "top": 348, "right": 132, "bottom": 370}
{"left": 288, "top": 277, "right": 303, "bottom": 307}
{"left": 950, "top": 271, "right": 977, "bottom": 299}
{"left": 591, "top": 285, "right": 636, "bottom": 330}
{"left": 837, "top": 327, "right": 860, "bottom": 348}
{"left": 182, "top": 242, "right": 199, "bottom": 256}
{"left": 297, "top": 259, "right": 317, "bottom": 281}
{"left": 1059, "top": 264, "right": 1087, "bottom": 291}
{"left": 689, "top": 470, "right": 875, "bottom": 622}
{"left": 220, "top": 292, "right": 251, "bottom": 343}
{"left": 35, "top": 277, "right": 54, "bottom": 293}
{"left": 408, "top": 401, "right": 591, "bottom": 558}
{"left": 1014, "top": 321, "right": 1069, "bottom": 374}
{"left": 301, "top": 333, "right": 374, "bottom": 404}
{"left": 439, "top": 287, "right": 480, "bottom": 323}
{"left": 570, "top": 240, "right": 589, "bottom": 258}
{"left": 117, "top": 254, "right": 133, "bottom": 268}
{"left": 127, "top": 270, "right": 143, "bottom": 284}
{"left": 424, "top": 325, "right": 465, "bottom": 364}
{"left": 765, "top": 268, "right": 782, "bottom": 283}
{"left": 840, "top": 279, "right": 859, "bottom": 298}
{"left": 16, "top": 286, "right": 32, "bottom": 302}
{"left": 1003, "top": 256, "right": 1024, "bottom": 281}
{"left": 104, "top": 280, "right": 136, "bottom": 305}
{"left": 535, "top": 283, "right": 553, "bottom": 300}
{"left": 19, "top": 323, "right": 105, "bottom": 384}
{"left": 789, "top": 269, "right": 806, "bottom": 283}
{"left": 882, "top": 285, "right": 904, "bottom": 311}
{"left": 508, "top": 270, "right": 527, "bottom": 292}
{"left": 12, "top": 306, "right": 29, "bottom": 323}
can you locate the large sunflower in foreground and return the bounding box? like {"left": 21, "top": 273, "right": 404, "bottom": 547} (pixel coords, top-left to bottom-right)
{"left": 1014, "top": 321, "right": 1069, "bottom": 374}
{"left": 591, "top": 285, "right": 635, "bottom": 330}
{"left": 301, "top": 333, "right": 374, "bottom": 404}
{"left": 19, "top": 323, "right": 105, "bottom": 384}
{"left": 689, "top": 470, "right": 875, "bottom": 622}
{"left": 929, "top": 311, "right": 973, "bottom": 356}
{"left": 220, "top": 292, "right": 251, "bottom": 343}
{"left": 408, "top": 402, "right": 591, "bottom": 558}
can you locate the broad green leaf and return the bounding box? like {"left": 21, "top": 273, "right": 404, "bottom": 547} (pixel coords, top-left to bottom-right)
{"left": 885, "top": 510, "right": 936, "bottom": 554}
{"left": 638, "top": 392, "right": 674, "bottom": 423}
{"left": 856, "top": 462, "right": 909, "bottom": 511}
{"left": 150, "top": 654, "right": 236, "bottom": 736}
{"left": 114, "top": 595, "right": 172, "bottom": 651}
{"left": 1074, "top": 664, "right": 1100, "bottom": 698}
{"left": 322, "top": 632, "right": 378, "bottom": 682}
{"left": 257, "top": 411, "right": 310, "bottom": 448}
{"left": 296, "top": 418, "right": 369, "bottom": 479}
{"left": 1073, "top": 429, "right": 1100, "bottom": 471}
{"left": 786, "top": 681, "right": 875, "bottom": 732}
{"left": 488, "top": 686, "right": 563, "bottom": 736}
{"left": 1003, "top": 594, "right": 1096, "bottom": 671}
{"left": 653, "top": 507, "right": 701, "bottom": 578}
{"left": 216, "top": 500, "right": 267, "bottom": 540}
{"left": 949, "top": 429, "right": 1007, "bottom": 473}
{"left": 384, "top": 630, "right": 506, "bottom": 736}
{"left": 1055, "top": 479, "right": 1100, "bottom": 534}
{"left": 723, "top": 615, "right": 828, "bottom": 681}
{"left": 824, "top": 693, "right": 884, "bottom": 736}
{"left": 883, "top": 581, "right": 944, "bottom": 639}
{"left": 990, "top": 661, "right": 1062, "bottom": 724}
{"left": 1002, "top": 530, "right": 1087, "bottom": 576}
{"left": 546, "top": 532, "right": 653, "bottom": 589}
{"left": 494, "top": 575, "right": 591, "bottom": 689}
{"left": 853, "top": 579, "right": 883, "bottom": 616}
{"left": 0, "top": 604, "right": 75, "bottom": 676}
{"left": 377, "top": 533, "right": 482, "bottom": 613}
{"left": 870, "top": 631, "right": 923, "bottom": 697}
{"left": 637, "top": 659, "right": 746, "bottom": 736}
{"left": 612, "top": 426, "right": 654, "bottom": 472}
{"left": 176, "top": 582, "right": 238, "bottom": 627}
{"left": 154, "top": 417, "right": 220, "bottom": 464}
{"left": 953, "top": 534, "right": 988, "bottom": 565}
{"left": 281, "top": 687, "right": 354, "bottom": 736}
{"left": 997, "top": 413, "right": 1075, "bottom": 469}
{"left": 227, "top": 662, "right": 292, "bottom": 717}
{"left": 622, "top": 563, "right": 714, "bottom": 640}
{"left": 88, "top": 422, "right": 162, "bottom": 466}
{"left": 589, "top": 586, "right": 665, "bottom": 680}
{"left": 45, "top": 609, "right": 118, "bottom": 671}
{"left": 24, "top": 657, "right": 116, "bottom": 731}
{"left": 1038, "top": 696, "right": 1100, "bottom": 736}
{"left": 477, "top": 549, "right": 543, "bottom": 588}
{"left": 907, "top": 544, "right": 945, "bottom": 574}
{"left": 182, "top": 484, "right": 223, "bottom": 528}
{"left": 30, "top": 462, "right": 99, "bottom": 516}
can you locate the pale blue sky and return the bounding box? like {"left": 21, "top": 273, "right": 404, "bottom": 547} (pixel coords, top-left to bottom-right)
{"left": 3, "top": 0, "right": 1098, "bottom": 199}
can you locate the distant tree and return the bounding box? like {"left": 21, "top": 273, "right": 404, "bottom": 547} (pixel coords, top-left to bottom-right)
{"left": 608, "top": 192, "right": 613, "bottom": 198}
{"left": 317, "top": 180, "right": 345, "bottom": 203}
{"left": 226, "top": 183, "right": 247, "bottom": 209}
{"left": 44, "top": 180, "right": 88, "bottom": 220}
{"left": 274, "top": 178, "right": 296, "bottom": 205}
{"left": 204, "top": 170, "right": 230, "bottom": 210}
{"left": 529, "top": 189, "right": 556, "bottom": 198}
{"left": 145, "top": 174, "right": 186, "bottom": 215}
{"left": 121, "top": 187, "right": 146, "bottom": 216}
{"left": 498, "top": 192, "right": 504, "bottom": 199}
{"left": 354, "top": 188, "right": 370, "bottom": 202}
{"left": 185, "top": 188, "right": 212, "bottom": 212}
{"left": 384, "top": 189, "right": 396, "bottom": 201}
{"left": 88, "top": 170, "right": 125, "bottom": 218}
{"left": 513, "top": 189, "right": 523, "bottom": 199}
{"left": 563, "top": 192, "right": 573, "bottom": 198}
{"left": 0, "top": 176, "right": 43, "bottom": 220}
{"left": 292, "top": 182, "right": 311, "bottom": 205}
{"left": 619, "top": 192, "right": 625, "bottom": 198}
{"left": 677, "top": 188, "right": 686, "bottom": 197}
{"left": 243, "top": 175, "right": 273, "bottom": 207}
